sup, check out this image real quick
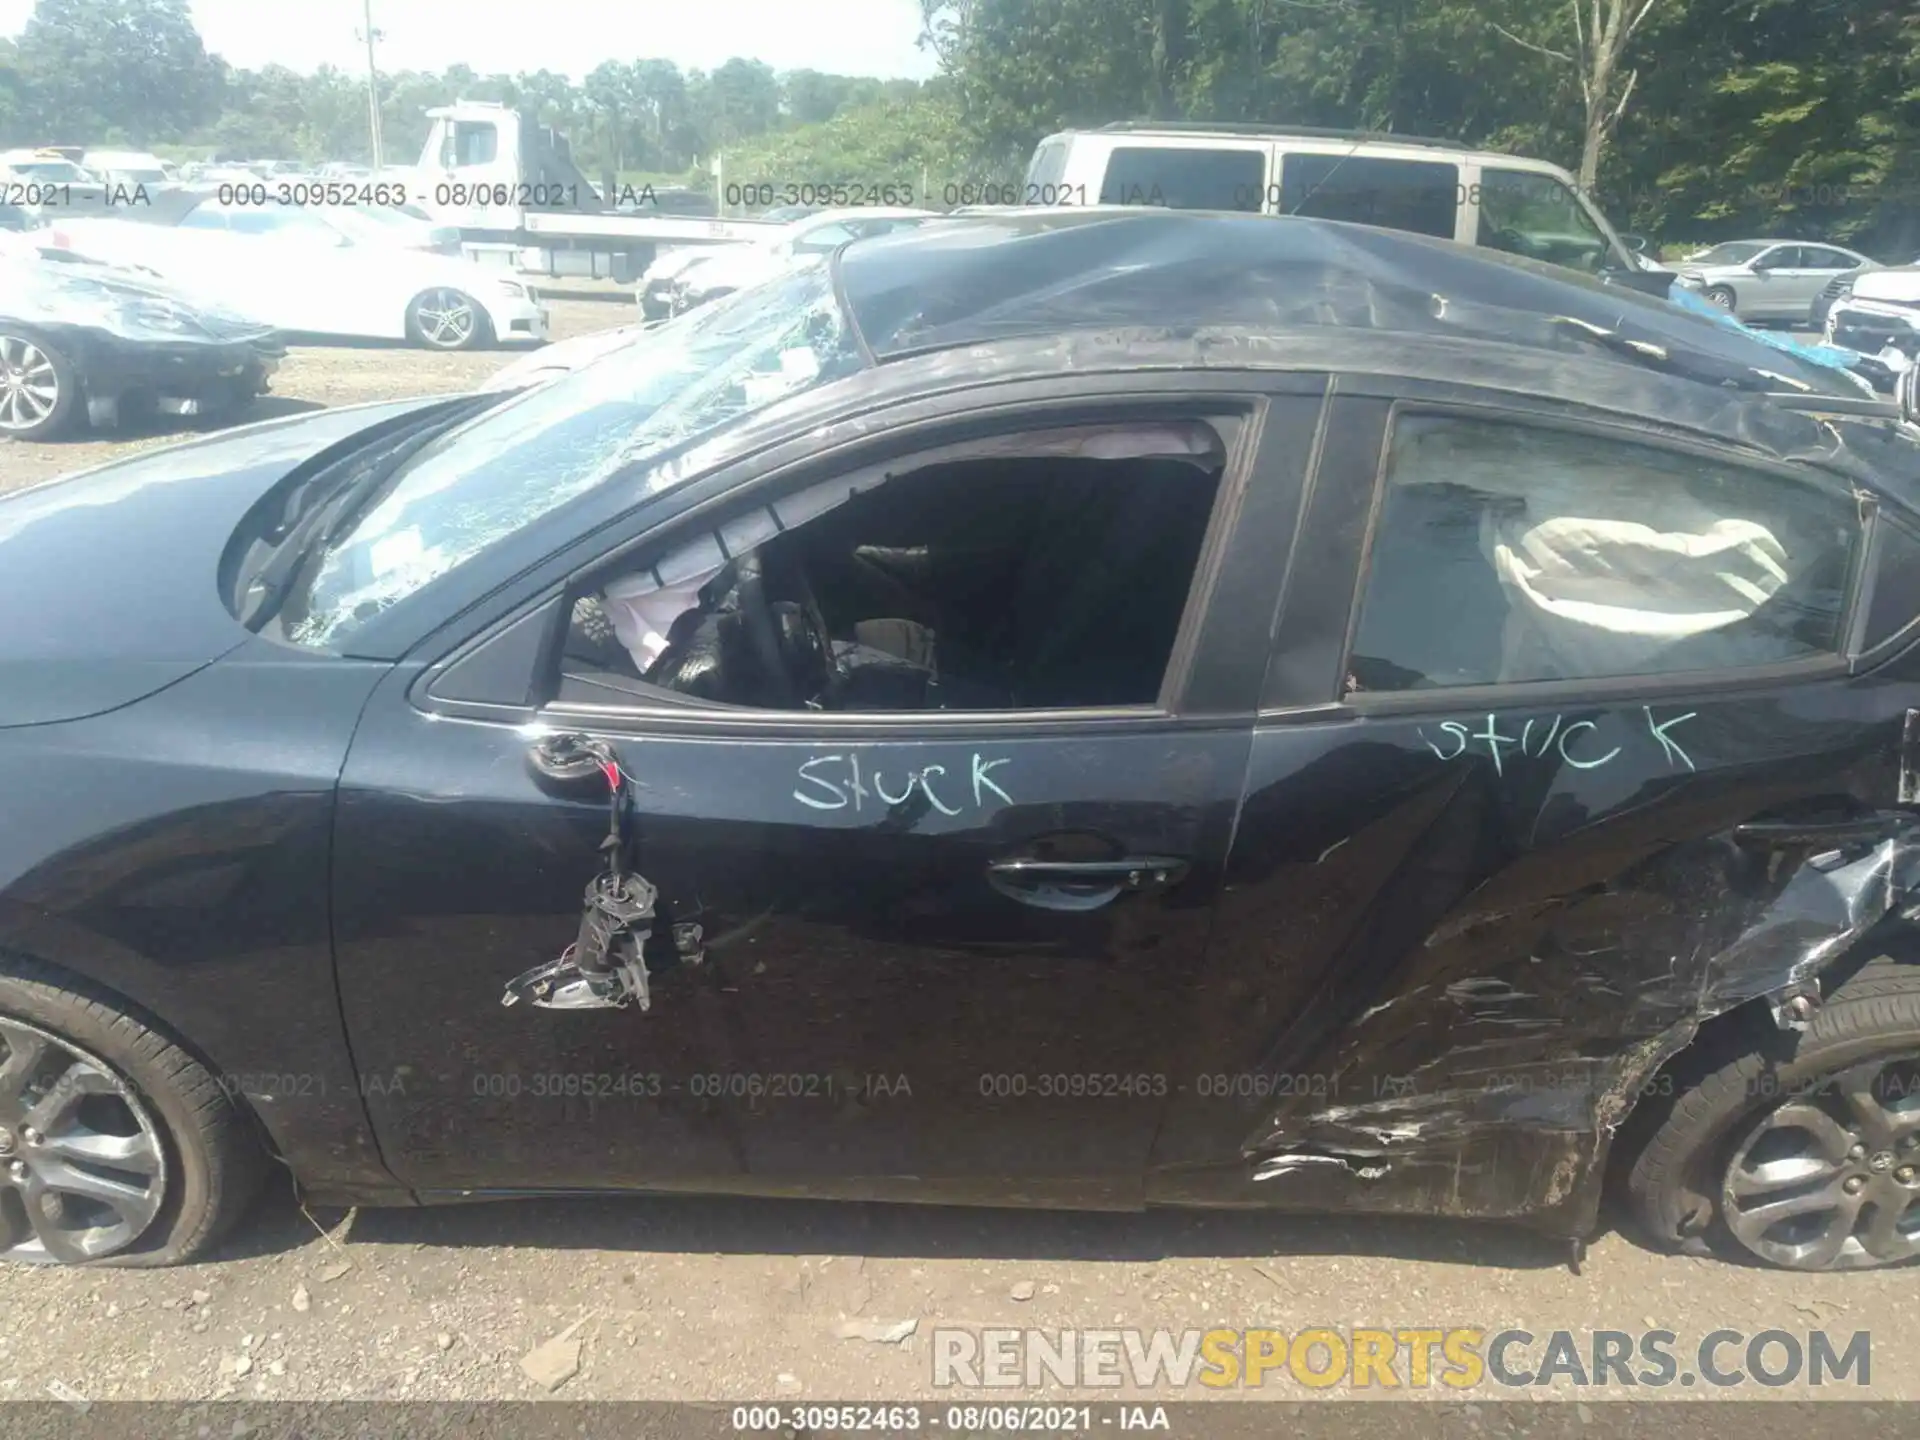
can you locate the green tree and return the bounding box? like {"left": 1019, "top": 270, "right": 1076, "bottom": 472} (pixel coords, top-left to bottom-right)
{"left": 14, "top": 0, "right": 221, "bottom": 142}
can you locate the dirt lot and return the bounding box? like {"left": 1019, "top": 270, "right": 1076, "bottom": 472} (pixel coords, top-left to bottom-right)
{"left": 0, "top": 296, "right": 1917, "bottom": 1418}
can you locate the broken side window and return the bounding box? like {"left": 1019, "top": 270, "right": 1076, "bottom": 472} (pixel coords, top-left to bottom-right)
{"left": 556, "top": 420, "right": 1231, "bottom": 713}
{"left": 1348, "top": 415, "right": 1863, "bottom": 693}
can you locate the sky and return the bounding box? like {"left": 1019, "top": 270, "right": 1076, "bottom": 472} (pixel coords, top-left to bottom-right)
{"left": 0, "top": 0, "right": 943, "bottom": 80}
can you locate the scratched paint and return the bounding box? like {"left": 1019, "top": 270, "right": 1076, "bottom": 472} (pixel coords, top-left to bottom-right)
{"left": 1417, "top": 707, "right": 1698, "bottom": 775}
{"left": 793, "top": 752, "right": 1014, "bottom": 815}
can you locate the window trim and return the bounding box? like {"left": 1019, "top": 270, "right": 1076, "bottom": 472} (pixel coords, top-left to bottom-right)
{"left": 439, "top": 395, "right": 1275, "bottom": 737}
{"left": 1329, "top": 400, "right": 1870, "bottom": 716}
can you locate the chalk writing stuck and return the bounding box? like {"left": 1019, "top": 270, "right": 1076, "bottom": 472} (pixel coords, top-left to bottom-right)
{"left": 794, "top": 751, "right": 1013, "bottom": 815}
{"left": 1419, "top": 707, "right": 1697, "bottom": 775}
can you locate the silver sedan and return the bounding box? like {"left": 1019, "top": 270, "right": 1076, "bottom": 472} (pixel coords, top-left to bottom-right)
{"left": 1672, "top": 239, "right": 1875, "bottom": 323}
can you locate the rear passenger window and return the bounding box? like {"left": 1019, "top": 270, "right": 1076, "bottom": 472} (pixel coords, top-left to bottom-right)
{"left": 1280, "top": 154, "right": 1458, "bottom": 239}
{"left": 1347, "top": 416, "right": 1861, "bottom": 693}
{"left": 1098, "top": 147, "right": 1265, "bottom": 212}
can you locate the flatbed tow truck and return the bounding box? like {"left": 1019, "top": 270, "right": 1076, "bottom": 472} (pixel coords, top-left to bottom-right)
{"left": 400, "top": 101, "right": 777, "bottom": 283}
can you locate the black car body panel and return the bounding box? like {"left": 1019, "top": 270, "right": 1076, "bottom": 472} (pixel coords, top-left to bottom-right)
{"left": 0, "top": 397, "right": 448, "bottom": 726}
{"left": 837, "top": 211, "right": 1873, "bottom": 402}
{"left": 3, "top": 213, "right": 1920, "bottom": 1235}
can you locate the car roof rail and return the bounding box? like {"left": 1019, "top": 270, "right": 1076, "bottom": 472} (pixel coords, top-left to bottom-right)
{"left": 1091, "top": 120, "right": 1467, "bottom": 151}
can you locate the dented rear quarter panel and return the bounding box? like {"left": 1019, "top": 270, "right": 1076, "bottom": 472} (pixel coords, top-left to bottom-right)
{"left": 1148, "top": 635, "right": 1920, "bottom": 1234}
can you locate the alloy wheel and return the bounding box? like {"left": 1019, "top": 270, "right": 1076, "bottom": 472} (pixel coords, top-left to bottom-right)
{"left": 0, "top": 1016, "right": 167, "bottom": 1264}
{"left": 0, "top": 336, "right": 59, "bottom": 434}
{"left": 412, "top": 290, "right": 477, "bottom": 349}
{"left": 1721, "top": 1055, "right": 1920, "bottom": 1269}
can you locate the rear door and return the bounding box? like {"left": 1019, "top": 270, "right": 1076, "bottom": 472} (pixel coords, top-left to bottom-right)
{"left": 1796, "top": 245, "right": 1869, "bottom": 313}
{"left": 1148, "top": 386, "right": 1909, "bottom": 1218}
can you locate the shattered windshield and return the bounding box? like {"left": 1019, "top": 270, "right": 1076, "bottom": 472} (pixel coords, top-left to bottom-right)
{"left": 287, "top": 259, "right": 861, "bottom": 648}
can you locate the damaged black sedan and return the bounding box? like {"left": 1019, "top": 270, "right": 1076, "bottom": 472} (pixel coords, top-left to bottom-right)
{"left": 3, "top": 211, "right": 1920, "bottom": 1272}
{"left": 0, "top": 251, "right": 281, "bottom": 441}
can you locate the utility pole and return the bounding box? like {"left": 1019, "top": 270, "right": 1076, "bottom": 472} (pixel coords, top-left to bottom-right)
{"left": 360, "top": 0, "right": 385, "bottom": 171}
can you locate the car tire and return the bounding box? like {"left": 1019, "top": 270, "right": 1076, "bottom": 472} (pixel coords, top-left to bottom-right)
{"left": 405, "top": 288, "right": 493, "bottom": 352}
{"left": 1703, "top": 285, "right": 1737, "bottom": 312}
{"left": 0, "top": 959, "right": 271, "bottom": 1266}
{"left": 0, "top": 329, "right": 80, "bottom": 442}
{"left": 1620, "top": 956, "right": 1920, "bottom": 1271}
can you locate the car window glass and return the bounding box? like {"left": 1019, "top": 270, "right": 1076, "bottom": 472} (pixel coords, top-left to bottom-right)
{"left": 1802, "top": 246, "right": 1853, "bottom": 270}
{"left": 1098, "top": 146, "right": 1265, "bottom": 212}
{"left": 450, "top": 122, "right": 498, "bottom": 168}
{"left": 560, "top": 421, "right": 1231, "bottom": 713}
{"left": 1477, "top": 167, "right": 1612, "bottom": 274}
{"left": 289, "top": 261, "right": 863, "bottom": 649}
{"left": 1756, "top": 246, "right": 1798, "bottom": 269}
{"left": 1024, "top": 138, "right": 1068, "bottom": 193}
{"left": 1347, "top": 415, "right": 1860, "bottom": 694}
{"left": 1279, "top": 153, "right": 1457, "bottom": 239}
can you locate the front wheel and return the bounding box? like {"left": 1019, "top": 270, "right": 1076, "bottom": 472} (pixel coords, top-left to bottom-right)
{"left": 0, "top": 961, "right": 269, "bottom": 1265}
{"left": 1703, "top": 285, "right": 1737, "bottom": 312}
{"left": 0, "top": 331, "right": 79, "bottom": 441}
{"left": 405, "top": 288, "right": 493, "bottom": 351}
{"left": 1622, "top": 957, "right": 1920, "bottom": 1270}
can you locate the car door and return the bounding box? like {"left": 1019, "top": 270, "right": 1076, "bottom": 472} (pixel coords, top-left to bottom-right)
{"left": 1147, "top": 386, "right": 1910, "bottom": 1219}
{"left": 1746, "top": 244, "right": 1805, "bottom": 318}
{"left": 1797, "top": 246, "right": 1867, "bottom": 314}
{"left": 329, "top": 380, "right": 1323, "bottom": 1204}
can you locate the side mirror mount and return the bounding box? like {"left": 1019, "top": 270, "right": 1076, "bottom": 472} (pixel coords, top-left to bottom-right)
{"left": 1621, "top": 232, "right": 1650, "bottom": 255}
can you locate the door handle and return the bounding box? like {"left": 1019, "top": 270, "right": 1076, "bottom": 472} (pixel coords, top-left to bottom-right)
{"left": 1732, "top": 816, "right": 1904, "bottom": 849}
{"left": 986, "top": 856, "right": 1190, "bottom": 912}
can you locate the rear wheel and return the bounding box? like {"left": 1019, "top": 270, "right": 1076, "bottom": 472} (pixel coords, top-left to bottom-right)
{"left": 0, "top": 963, "right": 269, "bottom": 1266}
{"left": 405, "top": 288, "right": 492, "bottom": 351}
{"left": 1622, "top": 957, "right": 1920, "bottom": 1270}
{"left": 0, "top": 331, "right": 79, "bottom": 441}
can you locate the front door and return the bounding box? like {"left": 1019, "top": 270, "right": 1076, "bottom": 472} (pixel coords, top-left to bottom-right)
{"left": 331, "top": 390, "right": 1319, "bottom": 1204}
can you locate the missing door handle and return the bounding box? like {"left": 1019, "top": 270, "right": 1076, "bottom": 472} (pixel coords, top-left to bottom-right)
{"left": 528, "top": 730, "right": 618, "bottom": 784}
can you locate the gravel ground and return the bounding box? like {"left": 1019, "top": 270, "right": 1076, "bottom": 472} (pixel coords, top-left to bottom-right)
{"left": 0, "top": 298, "right": 1914, "bottom": 1417}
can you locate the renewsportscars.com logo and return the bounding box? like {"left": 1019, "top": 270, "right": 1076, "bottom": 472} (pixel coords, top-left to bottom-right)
{"left": 930, "top": 1327, "right": 1872, "bottom": 1391}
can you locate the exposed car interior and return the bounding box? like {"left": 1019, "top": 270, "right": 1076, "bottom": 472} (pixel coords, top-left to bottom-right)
{"left": 556, "top": 421, "right": 1230, "bottom": 711}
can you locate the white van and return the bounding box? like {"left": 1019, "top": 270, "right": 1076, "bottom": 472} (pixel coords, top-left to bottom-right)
{"left": 1023, "top": 123, "right": 1665, "bottom": 289}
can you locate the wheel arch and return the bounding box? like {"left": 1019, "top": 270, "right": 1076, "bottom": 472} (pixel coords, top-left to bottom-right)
{"left": 0, "top": 935, "right": 401, "bottom": 1207}
{"left": 1598, "top": 920, "right": 1920, "bottom": 1192}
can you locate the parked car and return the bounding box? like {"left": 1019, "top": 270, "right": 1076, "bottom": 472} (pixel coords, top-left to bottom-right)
{"left": 39, "top": 191, "right": 544, "bottom": 350}
{"left": 662, "top": 205, "right": 939, "bottom": 317}
{"left": 1020, "top": 123, "right": 1671, "bottom": 294}
{"left": 79, "top": 150, "right": 170, "bottom": 188}
{"left": 3, "top": 212, "right": 1918, "bottom": 1273}
{"left": 1671, "top": 239, "right": 1876, "bottom": 322}
{"left": 1825, "top": 266, "right": 1920, "bottom": 360}
{"left": 0, "top": 250, "right": 281, "bottom": 440}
